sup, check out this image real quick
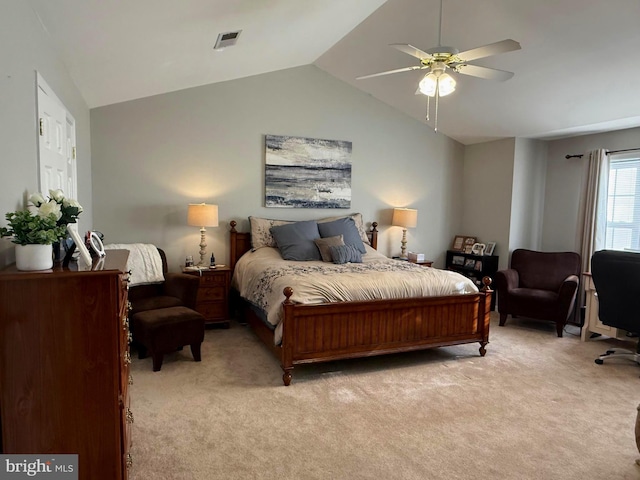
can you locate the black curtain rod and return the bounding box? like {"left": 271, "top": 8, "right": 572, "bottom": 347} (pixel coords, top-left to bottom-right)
{"left": 565, "top": 147, "right": 640, "bottom": 160}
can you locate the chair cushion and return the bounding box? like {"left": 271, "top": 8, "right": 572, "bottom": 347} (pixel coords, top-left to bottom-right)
{"left": 131, "top": 295, "right": 183, "bottom": 314}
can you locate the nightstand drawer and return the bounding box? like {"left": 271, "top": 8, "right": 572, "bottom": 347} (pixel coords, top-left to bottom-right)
{"left": 197, "top": 302, "right": 226, "bottom": 320}
{"left": 200, "top": 273, "right": 227, "bottom": 285}
{"left": 198, "top": 286, "right": 225, "bottom": 302}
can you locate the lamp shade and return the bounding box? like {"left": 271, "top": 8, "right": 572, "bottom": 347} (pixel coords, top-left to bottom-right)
{"left": 392, "top": 208, "right": 418, "bottom": 229}
{"left": 187, "top": 203, "right": 219, "bottom": 227}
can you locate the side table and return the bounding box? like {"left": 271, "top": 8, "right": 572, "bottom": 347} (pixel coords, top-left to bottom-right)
{"left": 183, "top": 266, "right": 231, "bottom": 328}
{"left": 392, "top": 257, "right": 433, "bottom": 267}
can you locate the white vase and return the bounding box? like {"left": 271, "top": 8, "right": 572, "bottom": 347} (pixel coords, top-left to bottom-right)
{"left": 15, "top": 244, "right": 53, "bottom": 271}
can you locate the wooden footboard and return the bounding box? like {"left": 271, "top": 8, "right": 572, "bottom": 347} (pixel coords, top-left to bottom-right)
{"left": 279, "top": 281, "right": 492, "bottom": 385}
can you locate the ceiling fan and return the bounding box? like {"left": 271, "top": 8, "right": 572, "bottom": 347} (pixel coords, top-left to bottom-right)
{"left": 357, "top": 0, "right": 521, "bottom": 130}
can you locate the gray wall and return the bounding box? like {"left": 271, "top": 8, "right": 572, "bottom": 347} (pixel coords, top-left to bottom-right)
{"left": 0, "top": 0, "right": 92, "bottom": 268}
{"left": 509, "top": 138, "right": 547, "bottom": 254}
{"left": 91, "top": 65, "right": 465, "bottom": 271}
{"left": 461, "top": 138, "right": 515, "bottom": 269}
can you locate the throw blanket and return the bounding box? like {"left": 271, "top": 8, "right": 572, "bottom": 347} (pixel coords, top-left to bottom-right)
{"left": 232, "top": 245, "right": 478, "bottom": 344}
{"left": 104, "top": 243, "right": 164, "bottom": 286}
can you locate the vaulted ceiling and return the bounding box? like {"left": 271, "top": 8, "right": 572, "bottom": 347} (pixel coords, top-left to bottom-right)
{"left": 28, "top": 0, "right": 640, "bottom": 144}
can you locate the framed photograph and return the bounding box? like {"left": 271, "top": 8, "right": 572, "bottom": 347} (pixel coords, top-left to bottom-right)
{"left": 463, "top": 236, "right": 476, "bottom": 254}
{"left": 464, "top": 258, "right": 476, "bottom": 268}
{"left": 451, "top": 235, "right": 465, "bottom": 252}
{"left": 452, "top": 255, "right": 465, "bottom": 265}
{"left": 471, "top": 242, "right": 486, "bottom": 256}
{"left": 485, "top": 242, "right": 496, "bottom": 256}
{"left": 474, "top": 260, "right": 483, "bottom": 271}
{"left": 67, "top": 224, "right": 92, "bottom": 266}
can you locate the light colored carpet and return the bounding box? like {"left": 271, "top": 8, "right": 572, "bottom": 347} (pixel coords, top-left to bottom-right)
{"left": 128, "top": 314, "right": 640, "bottom": 480}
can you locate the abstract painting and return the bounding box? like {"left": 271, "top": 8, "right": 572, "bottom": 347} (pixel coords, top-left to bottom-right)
{"left": 265, "top": 134, "right": 352, "bottom": 208}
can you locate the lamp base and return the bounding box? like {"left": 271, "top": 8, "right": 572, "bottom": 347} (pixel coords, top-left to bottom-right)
{"left": 400, "top": 228, "right": 408, "bottom": 260}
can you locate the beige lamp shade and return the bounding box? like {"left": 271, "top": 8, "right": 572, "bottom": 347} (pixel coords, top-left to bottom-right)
{"left": 392, "top": 208, "right": 418, "bottom": 229}
{"left": 187, "top": 203, "right": 219, "bottom": 228}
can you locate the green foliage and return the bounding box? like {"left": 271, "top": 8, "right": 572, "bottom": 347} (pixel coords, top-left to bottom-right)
{"left": 0, "top": 211, "right": 67, "bottom": 245}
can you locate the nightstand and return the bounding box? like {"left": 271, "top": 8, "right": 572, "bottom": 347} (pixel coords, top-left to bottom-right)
{"left": 182, "top": 266, "right": 231, "bottom": 327}
{"left": 392, "top": 257, "right": 433, "bottom": 267}
{"left": 409, "top": 260, "right": 433, "bottom": 267}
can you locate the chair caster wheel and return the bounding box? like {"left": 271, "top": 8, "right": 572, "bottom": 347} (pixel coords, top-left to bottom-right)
{"left": 595, "top": 358, "right": 604, "bottom": 365}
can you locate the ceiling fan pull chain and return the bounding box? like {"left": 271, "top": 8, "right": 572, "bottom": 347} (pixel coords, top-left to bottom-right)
{"left": 434, "top": 81, "right": 440, "bottom": 132}
{"left": 425, "top": 96, "right": 430, "bottom": 122}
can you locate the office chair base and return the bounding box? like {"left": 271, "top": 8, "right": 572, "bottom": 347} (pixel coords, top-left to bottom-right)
{"left": 595, "top": 349, "right": 640, "bottom": 365}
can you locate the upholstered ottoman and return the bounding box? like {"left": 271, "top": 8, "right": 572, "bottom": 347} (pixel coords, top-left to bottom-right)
{"left": 131, "top": 306, "right": 205, "bottom": 371}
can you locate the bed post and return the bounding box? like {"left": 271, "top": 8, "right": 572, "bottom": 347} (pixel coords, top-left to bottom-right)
{"left": 479, "top": 276, "right": 493, "bottom": 356}
{"left": 281, "top": 287, "right": 295, "bottom": 386}
{"left": 369, "top": 222, "right": 378, "bottom": 250}
{"left": 230, "top": 220, "right": 239, "bottom": 272}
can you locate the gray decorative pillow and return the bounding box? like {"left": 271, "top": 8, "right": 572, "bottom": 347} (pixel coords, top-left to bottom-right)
{"left": 318, "top": 213, "right": 370, "bottom": 245}
{"left": 318, "top": 217, "right": 366, "bottom": 254}
{"left": 270, "top": 220, "right": 322, "bottom": 261}
{"left": 314, "top": 235, "right": 344, "bottom": 262}
{"left": 329, "top": 244, "right": 363, "bottom": 264}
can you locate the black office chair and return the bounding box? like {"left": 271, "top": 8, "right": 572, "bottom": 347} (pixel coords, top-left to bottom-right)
{"left": 591, "top": 250, "right": 640, "bottom": 366}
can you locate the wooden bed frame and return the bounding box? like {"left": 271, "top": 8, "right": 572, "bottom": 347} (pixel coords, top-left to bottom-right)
{"left": 229, "top": 220, "right": 492, "bottom": 386}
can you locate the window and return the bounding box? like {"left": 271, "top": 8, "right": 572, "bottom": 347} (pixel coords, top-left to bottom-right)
{"left": 605, "top": 155, "right": 640, "bottom": 251}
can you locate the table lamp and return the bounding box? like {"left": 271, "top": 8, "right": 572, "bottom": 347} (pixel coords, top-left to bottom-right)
{"left": 392, "top": 207, "right": 418, "bottom": 259}
{"left": 187, "top": 203, "right": 219, "bottom": 266}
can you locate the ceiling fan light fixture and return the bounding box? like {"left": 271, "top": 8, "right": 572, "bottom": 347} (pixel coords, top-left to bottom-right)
{"left": 419, "top": 73, "right": 437, "bottom": 97}
{"left": 437, "top": 73, "right": 456, "bottom": 96}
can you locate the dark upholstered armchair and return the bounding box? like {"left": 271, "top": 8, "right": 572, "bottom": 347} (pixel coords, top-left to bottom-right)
{"left": 128, "top": 249, "right": 199, "bottom": 314}
{"left": 495, "top": 249, "right": 581, "bottom": 337}
{"left": 129, "top": 248, "right": 205, "bottom": 371}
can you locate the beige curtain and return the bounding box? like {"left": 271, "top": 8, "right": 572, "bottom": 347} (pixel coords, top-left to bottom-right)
{"left": 575, "top": 148, "right": 609, "bottom": 320}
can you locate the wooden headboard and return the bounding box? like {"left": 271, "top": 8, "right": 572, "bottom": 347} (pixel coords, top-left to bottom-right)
{"left": 229, "top": 220, "right": 378, "bottom": 272}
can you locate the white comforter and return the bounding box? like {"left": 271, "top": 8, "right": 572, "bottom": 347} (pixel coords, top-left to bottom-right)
{"left": 232, "top": 246, "right": 478, "bottom": 344}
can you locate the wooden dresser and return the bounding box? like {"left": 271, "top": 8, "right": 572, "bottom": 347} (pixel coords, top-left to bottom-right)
{"left": 0, "top": 250, "right": 133, "bottom": 480}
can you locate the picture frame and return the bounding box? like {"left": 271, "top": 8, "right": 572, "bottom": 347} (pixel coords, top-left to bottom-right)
{"left": 451, "top": 255, "right": 465, "bottom": 265}
{"left": 67, "top": 224, "right": 92, "bottom": 266}
{"left": 464, "top": 258, "right": 476, "bottom": 268}
{"left": 474, "top": 260, "right": 483, "bottom": 271}
{"left": 463, "top": 236, "right": 476, "bottom": 254}
{"left": 471, "top": 242, "right": 486, "bottom": 256}
{"left": 485, "top": 242, "right": 496, "bottom": 256}
{"left": 451, "top": 235, "right": 465, "bottom": 252}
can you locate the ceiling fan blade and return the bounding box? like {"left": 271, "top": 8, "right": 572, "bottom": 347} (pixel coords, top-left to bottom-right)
{"left": 456, "top": 39, "right": 521, "bottom": 62}
{"left": 356, "top": 65, "right": 424, "bottom": 80}
{"left": 455, "top": 64, "right": 514, "bottom": 81}
{"left": 390, "top": 44, "right": 434, "bottom": 61}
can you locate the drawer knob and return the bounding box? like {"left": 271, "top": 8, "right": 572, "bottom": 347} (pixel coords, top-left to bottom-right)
{"left": 124, "top": 351, "right": 131, "bottom": 365}
{"left": 126, "top": 453, "right": 133, "bottom": 469}
{"left": 126, "top": 407, "right": 134, "bottom": 424}
{"left": 128, "top": 374, "right": 133, "bottom": 386}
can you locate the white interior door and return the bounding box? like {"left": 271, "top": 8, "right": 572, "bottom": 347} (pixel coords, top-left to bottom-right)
{"left": 37, "top": 73, "right": 77, "bottom": 199}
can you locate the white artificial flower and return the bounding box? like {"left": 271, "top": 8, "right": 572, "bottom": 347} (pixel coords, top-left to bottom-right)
{"left": 49, "top": 189, "right": 65, "bottom": 203}
{"left": 29, "top": 192, "right": 46, "bottom": 207}
{"left": 62, "top": 197, "right": 83, "bottom": 213}
{"left": 38, "top": 200, "right": 62, "bottom": 221}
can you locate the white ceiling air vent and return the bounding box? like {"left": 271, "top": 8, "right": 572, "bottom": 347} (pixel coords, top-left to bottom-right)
{"left": 213, "top": 30, "right": 242, "bottom": 51}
